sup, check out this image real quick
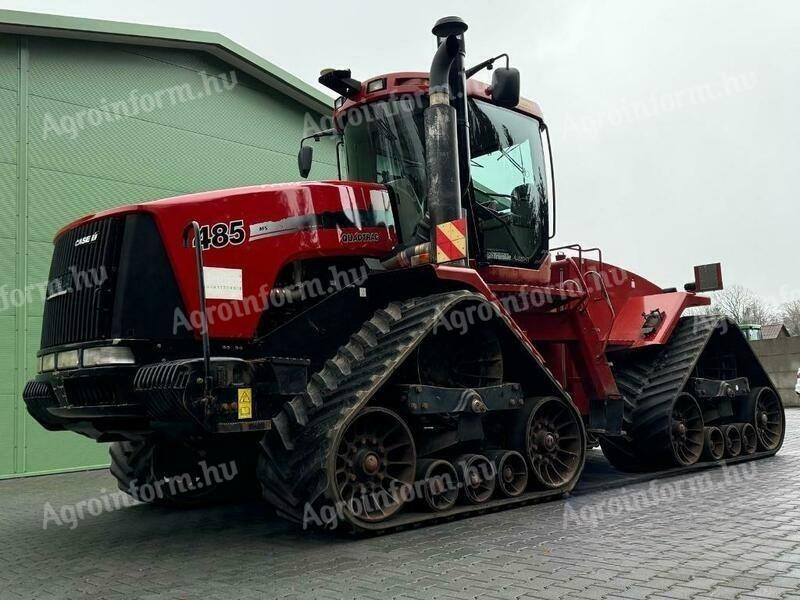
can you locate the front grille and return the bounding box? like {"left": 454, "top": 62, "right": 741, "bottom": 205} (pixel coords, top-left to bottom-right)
{"left": 63, "top": 377, "right": 124, "bottom": 406}
{"left": 41, "top": 217, "right": 124, "bottom": 348}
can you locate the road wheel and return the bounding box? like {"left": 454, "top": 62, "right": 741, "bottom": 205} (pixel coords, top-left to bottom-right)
{"left": 518, "top": 396, "right": 585, "bottom": 489}
{"left": 331, "top": 407, "right": 416, "bottom": 524}
{"left": 667, "top": 394, "right": 705, "bottom": 466}
{"left": 750, "top": 387, "right": 784, "bottom": 451}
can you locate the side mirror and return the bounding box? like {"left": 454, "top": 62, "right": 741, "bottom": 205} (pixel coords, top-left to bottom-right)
{"left": 489, "top": 67, "right": 520, "bottom": 108}
{"left": 298, "top": 145, "right": 313, "bottom": 178}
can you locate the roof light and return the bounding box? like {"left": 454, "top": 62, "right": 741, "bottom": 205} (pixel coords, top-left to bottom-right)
{"left": 366, "top": 78, "right": 386, "bottom": 93}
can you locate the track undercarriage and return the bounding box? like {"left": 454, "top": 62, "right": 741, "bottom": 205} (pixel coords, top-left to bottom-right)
{"left": 104, "top": 293, "right": 785, "bottom": 532}
{"left": 246, "top": 295, "right": 785, "bottom": 532}
{"left": 599, "top": 316, "right": 785, "bottom": 473}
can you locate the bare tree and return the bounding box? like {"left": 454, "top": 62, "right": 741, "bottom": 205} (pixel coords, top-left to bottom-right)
{"left": 706, "top": 285, "right": 777, "bottom": 325}
{"left": 782, "top": 299, "right": 800, "bottom": 335}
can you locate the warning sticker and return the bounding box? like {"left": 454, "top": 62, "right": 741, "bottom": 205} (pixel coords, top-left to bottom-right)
{"left": 237, "top": 388, "right": 253, "bottom": 420}
{"left": 435, "top": 218, "right": 467, "bottom": 263}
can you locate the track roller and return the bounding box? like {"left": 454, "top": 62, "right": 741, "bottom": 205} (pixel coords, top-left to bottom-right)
{"left": 415, "top": 459, "right": 458, "bottom": 512}
{"left": 738, "top": 422, "right": 757, "bottom": 455}
{"left": 455, "top": 454, "right": 496, "bottom": 504}
{"left": 702, "top": 426, "right": 725, "bottom": 461}
{"left": 723, "top": 424, "right": 742, "bottom": 458}
{"left": 486, "top": 450, "right": 529, "bottom": 498}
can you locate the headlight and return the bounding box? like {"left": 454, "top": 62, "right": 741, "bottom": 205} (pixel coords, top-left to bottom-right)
{"left": 41, "top": 354, "right": 56, "bottom": 372}
{"left": 56, "top": 350, "right": 80, "bottom": 370}
{"left": 82, "top": 346, "right": 135, "bottom": 367}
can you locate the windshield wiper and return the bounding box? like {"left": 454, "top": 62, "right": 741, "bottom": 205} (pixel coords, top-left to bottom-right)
{"left": 374, "top": 119, "right": 398, "bottom": 142}
{"left": 496, "top": 144, "right": 526, "bottom": 176}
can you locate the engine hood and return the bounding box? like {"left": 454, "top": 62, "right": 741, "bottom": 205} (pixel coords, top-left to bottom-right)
{"left": 55, "top": 181, "right": 396, "bottom": 240}
{"left": 52, "top": 180, "right": 398, "bottom": 340}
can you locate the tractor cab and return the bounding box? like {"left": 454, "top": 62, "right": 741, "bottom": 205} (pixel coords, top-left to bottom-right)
{"left": 304, "top": 64, "right": 554, "bottom": 270}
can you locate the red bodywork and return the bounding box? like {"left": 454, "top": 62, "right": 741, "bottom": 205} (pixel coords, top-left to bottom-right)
{"left": 54, "top": 73, "right": 711, "bottom": 419}
{"left": 60, "top": 181, "right": 397, "bottom": 339}
{"left": 429, "top": 257, "right": 708, "bottom": 417}
{"left": 334, "top": 72, "right": 544, "bottom": 123}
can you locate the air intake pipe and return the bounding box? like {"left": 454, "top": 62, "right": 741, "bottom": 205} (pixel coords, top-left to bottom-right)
{"left": 425, "top": 16, "right": 468, "bottom": 263}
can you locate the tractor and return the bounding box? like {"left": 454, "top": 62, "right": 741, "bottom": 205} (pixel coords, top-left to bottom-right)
{"left": 24, "top": 16, "right": 784, "bottom": 532}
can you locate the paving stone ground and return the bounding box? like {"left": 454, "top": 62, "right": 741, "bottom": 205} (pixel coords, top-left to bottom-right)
{"left": 1, "top": 411, "right": 799, "bottom": 600}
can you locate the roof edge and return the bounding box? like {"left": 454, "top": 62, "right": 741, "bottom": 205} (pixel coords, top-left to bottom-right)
{"left": 0, "top": 9, "right": 334, "bottom": 114}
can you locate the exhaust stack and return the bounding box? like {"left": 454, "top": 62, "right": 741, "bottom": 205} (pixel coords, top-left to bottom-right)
{"left": 425, "top": 16, "right": 468, "bottom": 264}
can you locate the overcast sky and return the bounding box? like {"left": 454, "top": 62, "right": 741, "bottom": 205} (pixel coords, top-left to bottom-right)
{"left": 3, "top": 0, "right": 798, "bottom": 304}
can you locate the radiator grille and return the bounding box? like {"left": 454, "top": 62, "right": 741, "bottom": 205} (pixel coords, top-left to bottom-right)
{"left": 41, "top": 217, "right": 124, "bottom": 348}
{"left": 63, "top": 377, "right": 123, "bottom": 406}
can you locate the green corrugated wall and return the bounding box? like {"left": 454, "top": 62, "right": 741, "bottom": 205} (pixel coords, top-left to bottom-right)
{"left": 0, "top": 33, "right": 336, "bottom": 477}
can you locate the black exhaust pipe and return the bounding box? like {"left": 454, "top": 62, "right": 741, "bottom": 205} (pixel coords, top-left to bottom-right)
{"left": 425, "top": 17, "right": 468, "bottom": 263}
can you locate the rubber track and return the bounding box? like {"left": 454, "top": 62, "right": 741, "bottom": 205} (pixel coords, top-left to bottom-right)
{"left": 257, "top": 291, "right": 580, "bottom": 532}
{"left": 110, "top": 440, "right": 254, "bottom": 507}
{"left": 606, "top": 316, "right": 729, "bottom": 465}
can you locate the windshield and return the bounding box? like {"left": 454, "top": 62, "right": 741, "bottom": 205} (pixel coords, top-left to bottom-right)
{"left": 343, "top": 97, "right": 428, "bottom": 241}
{"left": 342, "top": 96, "right": 550, "bottom": 263}
{"left": 469, "top": 99, "right": 549, "bottom": 265}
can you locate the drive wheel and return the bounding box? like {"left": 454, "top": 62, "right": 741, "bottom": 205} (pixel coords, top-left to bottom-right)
{"left": 520, "top": 397, "right": 585, "bottom": 489}
{"left": 751, "top": 387, "right": 784, "bottom": 451}
{"left": 332, "top": 407, "right": 416, "bottom": 524}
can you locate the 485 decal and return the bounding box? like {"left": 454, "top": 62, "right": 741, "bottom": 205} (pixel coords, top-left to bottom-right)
{"left": 193, "top": 220, "right": 246, "bottom": 250}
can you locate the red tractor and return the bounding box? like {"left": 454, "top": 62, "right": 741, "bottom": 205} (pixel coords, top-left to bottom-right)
{"left": 24, "top": 17, "right": 784, "bottom": 531}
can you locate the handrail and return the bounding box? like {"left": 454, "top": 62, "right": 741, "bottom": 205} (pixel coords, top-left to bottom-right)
{"left": 551, "top": 243, "right": 604, "bottom": 272}
{"left": 182, "top": 221, "right": 212, "bottom": 398}
{"left": 585, "top": 270, "right": 616, "bottom": 350}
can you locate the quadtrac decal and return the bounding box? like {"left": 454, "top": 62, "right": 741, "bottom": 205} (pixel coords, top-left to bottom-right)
{"left": 193, "top": 220, "right": 247, "bottom": 250}
{"left": 339, "top": 231, "right": 381, "bottom": 243}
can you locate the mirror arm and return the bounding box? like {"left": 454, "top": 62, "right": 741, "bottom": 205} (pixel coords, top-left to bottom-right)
{"left": 300, "top": 127, "right": 339, "bottom": 146}
{"left": 465, "top": 53, "right": 510, "bottom": 79}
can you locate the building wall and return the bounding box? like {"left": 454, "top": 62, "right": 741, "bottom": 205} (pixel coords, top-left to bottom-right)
{"left": 0, "top": 34, "right": 336, "bottom": 477}
{"left": 752, "top": 337, "right": 800, "bottom": 408}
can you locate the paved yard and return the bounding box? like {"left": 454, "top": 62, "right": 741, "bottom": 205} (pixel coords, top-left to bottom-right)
{"left": 1, "top": 411, "right": 799, "bottom": 600}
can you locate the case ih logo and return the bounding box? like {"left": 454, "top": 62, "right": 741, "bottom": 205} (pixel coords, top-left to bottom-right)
{"left": 74, "top": 232, "right": 98, "bottom": 247}
{"left": 340, "top": 231, "right": 380, "bottom": 244}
